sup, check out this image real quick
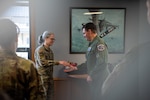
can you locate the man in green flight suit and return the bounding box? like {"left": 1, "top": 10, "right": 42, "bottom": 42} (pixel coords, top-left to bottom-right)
{"left": 67, "top": 22, "right": 109, "bottom": 100}
{"left": 83, "top": 22, "right": 109, "bottom": 100}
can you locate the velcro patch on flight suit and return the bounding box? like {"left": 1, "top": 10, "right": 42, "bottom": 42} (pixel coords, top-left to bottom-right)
{"left": 97, "top": 44, "right": 105, "bottom": 51}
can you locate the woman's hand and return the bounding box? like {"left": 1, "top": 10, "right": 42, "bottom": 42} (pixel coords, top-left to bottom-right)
{"left": 59, "top": 61, "right": 78, "bottom": 72}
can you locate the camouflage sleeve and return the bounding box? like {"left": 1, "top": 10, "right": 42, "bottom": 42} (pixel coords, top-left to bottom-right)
{"left": 48, "top": 60, "right": 59, "bottom": 65}
{"left": 28, "top": 62, "right": 41, "bottom": 100}
{"left": 37, "top": 51, "right": 59, "bottom": 67}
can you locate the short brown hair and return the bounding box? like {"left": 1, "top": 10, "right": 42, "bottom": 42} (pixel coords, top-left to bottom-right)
{"left": 0, "top": 18, "right": 20, "bottom": 47}
{"left": 82, "top": 22, "right": 97, "bottom": 33}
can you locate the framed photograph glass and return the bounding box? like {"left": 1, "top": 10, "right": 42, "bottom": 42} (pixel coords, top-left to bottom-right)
{"left": 70, "top": 7, "right": 126, "bottom": 54}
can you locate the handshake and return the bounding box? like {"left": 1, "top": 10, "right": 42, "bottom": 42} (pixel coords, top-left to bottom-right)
{"left": 59, "top": 61, "right": 78, "bottom": 72}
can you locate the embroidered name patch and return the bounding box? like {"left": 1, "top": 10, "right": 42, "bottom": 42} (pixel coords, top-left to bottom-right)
{"left": 97, "top": 44, "right": 105, "bottom": 51}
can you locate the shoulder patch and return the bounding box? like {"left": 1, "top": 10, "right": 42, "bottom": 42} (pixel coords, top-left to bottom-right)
{"left": 97, "top": 44, "right": 105, "bottom": 51}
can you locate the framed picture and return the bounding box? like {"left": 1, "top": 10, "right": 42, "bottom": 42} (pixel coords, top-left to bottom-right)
{"left": 70, "top": 7, "right": 126, "bottom": 54}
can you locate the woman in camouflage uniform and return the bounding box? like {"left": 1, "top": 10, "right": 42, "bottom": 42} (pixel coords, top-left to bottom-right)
{"left": 34, "top": 31, "right": 74, "bottom": 100}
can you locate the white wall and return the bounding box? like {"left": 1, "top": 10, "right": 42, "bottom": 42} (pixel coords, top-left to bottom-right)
{"left": 31, "top": 0, "right": 140, "bottom": 77}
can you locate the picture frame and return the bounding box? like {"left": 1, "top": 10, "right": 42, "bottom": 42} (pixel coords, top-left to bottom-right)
{"left": 70, "top": 7, "right": 126, "bottom": 54}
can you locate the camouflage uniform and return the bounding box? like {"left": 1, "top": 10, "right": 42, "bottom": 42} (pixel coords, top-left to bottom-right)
{"left": 0, "top": 49, "right": 42, "bottom": 100}
{"left": 34, "top": 44, "right": 59, "bottom": 100}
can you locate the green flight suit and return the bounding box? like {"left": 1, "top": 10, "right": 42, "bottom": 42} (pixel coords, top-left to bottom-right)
{"left": 86, "top": 36, "right": 109, "bottom": 100}
{"left": 69, "top": 36, "right": 109, "bottom": 99}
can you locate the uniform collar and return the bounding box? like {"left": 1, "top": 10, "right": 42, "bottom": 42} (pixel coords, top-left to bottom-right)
{"left": 89, "top": 35, "right": 99, "bottom": 46}
{"left": 43, "top": 44, "right": 51, "bottom": 51}
{"left": 0, "top": 48, "right": 17, "bottom": 57}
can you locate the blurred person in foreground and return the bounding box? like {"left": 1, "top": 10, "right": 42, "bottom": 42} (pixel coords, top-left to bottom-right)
{"left": 101, "top": 1, "right": 150, "bottom": 100}
{"left": 0, "top": 18, "right": 43, "bottom": 100}
{"left": 34, "top": 31, "right": 77, "bottom": 100}
{"left": 0, "top": 91, "right": 12, "bottom": 100}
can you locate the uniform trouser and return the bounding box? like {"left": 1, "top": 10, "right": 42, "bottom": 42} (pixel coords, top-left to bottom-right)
{"left": 89, "top": 69, "right": 109, "bottom": 100}
{"left": 43, "top": 78, "right": 54, "bottom": 100}
{"left": 89, "top": 80, "right": 103, "bottom": 100}
{"left": 38, "top": 76, "right": 47, "bottom": 100}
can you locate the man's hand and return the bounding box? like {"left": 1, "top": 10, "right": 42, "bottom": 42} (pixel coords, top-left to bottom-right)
{"left": 87, "top": 75, "right": 92, "bottom": 83}
{"left": 63, "top": 66, "right": 78, "bottom": 72}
